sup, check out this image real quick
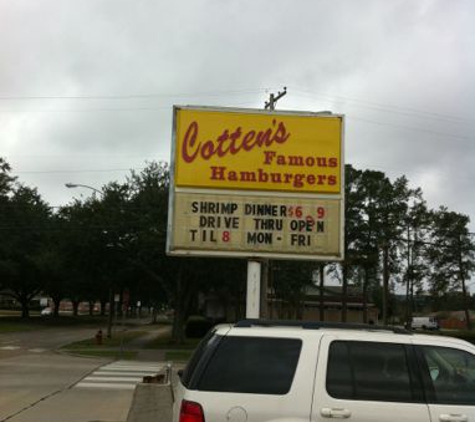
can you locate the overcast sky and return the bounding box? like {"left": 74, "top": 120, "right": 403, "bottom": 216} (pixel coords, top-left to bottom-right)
{"left": 1, "top": 0, "right": 474, "bottom": 234}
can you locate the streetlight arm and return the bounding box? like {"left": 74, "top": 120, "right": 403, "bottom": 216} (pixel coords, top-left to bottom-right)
{"left": 65, "top": 183, "right": 103, "bottom": 196}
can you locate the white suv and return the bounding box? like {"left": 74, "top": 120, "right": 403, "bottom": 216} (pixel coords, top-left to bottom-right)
{"left": 173, "top": 320, "right": 475, "bottom": 422}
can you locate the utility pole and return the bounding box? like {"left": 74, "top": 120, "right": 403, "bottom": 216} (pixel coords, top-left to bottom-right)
{"left": 319, "top": 264, "right": 325, "bottom": 321}
{"left": 405, "top": 227, "right": 412, "bottom": 328}
{"left": 265, "top": 87, "right": 287, "bottom": 111}
{"left": 258, "top": 87, "right": 288, "bottom": 319}
{"left": 382, "top": 240, "right": 389, "bottom": 325}
{"left": 458, "top": 234, "right": 471, "bottom": 330}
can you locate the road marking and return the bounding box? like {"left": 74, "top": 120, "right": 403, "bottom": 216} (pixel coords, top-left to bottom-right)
{"left": 28, "top": 348, "right": 47, "bottom": 353}
{"left": 102, "top": 365, "right": 164, "bottom": 371}
{"left": 75, "top": 382, "right": 137, "bottom": 390}
{"left": 82, "top": 376, "right": 144, "bottom": 382}
{"left": 94, "top": 370, "right": 155, "bottom": 376}
{"left": 0, "top": 346, "right": 21, "bottom": 351}
{"left": 74, "top": 360, "right": 164, "bottom": 390}
{"left": 0, "top": 346, "right": 47, "bottom": 353}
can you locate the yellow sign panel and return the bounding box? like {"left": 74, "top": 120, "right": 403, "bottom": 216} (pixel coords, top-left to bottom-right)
{"left": 169, "top": 191, "right": 341, "bottom": 259}
{"left": 174, "top": 107, "right": 343, "bottom": 194}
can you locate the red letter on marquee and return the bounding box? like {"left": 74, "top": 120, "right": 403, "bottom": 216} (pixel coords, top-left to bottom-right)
{"left": 182, "top": 122, "right": 200, "bottom": 163}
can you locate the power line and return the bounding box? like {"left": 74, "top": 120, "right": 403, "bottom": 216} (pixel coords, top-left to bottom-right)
{"left": 348, "top": 116, "right": 473, "bottom": 141}
{"left": 0, "top": 88, "right": 271, "bottom": 101}
{"left": 352, "top": 163, "right": 475, "bottom": 183}
{"left": 0, "top": 106, "right": 170, "bottom": 113}
{"left": 1, "top": 87, "right": 472, "bottom": 145}
{"left": 1, "top": 85, "right": 472, "bottom": 127}
{"left": 11, "top": 167, "right": 146, "bottom": 175}
{"left": 0, "top": 100, "right": 260, "bottom": 114}
{"left": 290, "top": 87, "right": 475, "bottom": 124}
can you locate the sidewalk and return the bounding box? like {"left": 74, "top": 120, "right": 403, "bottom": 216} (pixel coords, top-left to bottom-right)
{"left": 117, "top": 326, "right": 184, "bottom": 422}
{"left": 124, "top": 326, "right": 169, "bottom": 361}
{"left": 61, "top": 324, "right": 172, "bottom": 361}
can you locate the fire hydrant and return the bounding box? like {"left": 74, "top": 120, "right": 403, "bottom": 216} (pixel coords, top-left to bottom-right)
{"left": 95, "top": 329, "right": 103, "bottom": 345}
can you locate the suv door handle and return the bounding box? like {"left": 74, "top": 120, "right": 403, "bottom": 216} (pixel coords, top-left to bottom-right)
{"left": 320, "top": 408, "right": 351, "bottom": 419}
{"left": 439, "top": 414, "right": 468, "bottom": 422}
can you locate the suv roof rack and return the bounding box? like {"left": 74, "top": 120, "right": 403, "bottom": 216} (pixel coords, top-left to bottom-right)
{"left": 235, "top": 319, "right": 411, "bottom": 335}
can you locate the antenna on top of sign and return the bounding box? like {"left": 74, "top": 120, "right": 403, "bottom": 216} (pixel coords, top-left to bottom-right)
{"left": 264, "top": 87, "right": 287, "bottom": 111}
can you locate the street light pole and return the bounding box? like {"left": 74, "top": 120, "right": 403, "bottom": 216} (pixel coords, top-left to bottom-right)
{"left": 65, "top": 182, "right": 115, "bottom": 337}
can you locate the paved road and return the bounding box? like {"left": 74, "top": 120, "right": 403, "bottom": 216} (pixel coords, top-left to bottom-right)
{"left": 0, "top": 327, "right": 98, "bottom": 359}
{"left": 0, "top": 324, "right": 169, "bottom": 422}
{"left": 0, "top": 353, "right": 167, "bottom": 422}
{"left": 0, "top": 352, "right": 114, "bottom": 422}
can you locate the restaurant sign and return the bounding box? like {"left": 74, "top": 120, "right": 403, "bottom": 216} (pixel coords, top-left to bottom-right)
{"left": 167, "top": 106, "right": 344, "bottom": 260}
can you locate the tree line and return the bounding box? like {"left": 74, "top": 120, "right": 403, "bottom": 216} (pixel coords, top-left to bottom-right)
{"left": 0, "top": 157, "right": 474, "bottom": 339}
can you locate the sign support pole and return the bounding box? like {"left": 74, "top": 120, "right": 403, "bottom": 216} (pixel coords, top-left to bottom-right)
{"left": 249, "top": 87, "right": 287, "bottom": 319}
{"left": 246, "top": 260, "right": 261, "bottom": 318}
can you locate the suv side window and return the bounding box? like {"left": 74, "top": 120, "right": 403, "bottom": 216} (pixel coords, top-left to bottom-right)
{"left": 419, "top": 346, "right": 475, "bottom": 406}
{"left": 327, "top": 341, "right": 419, "bottom": 402}
{"left": 196, "top": 336, "right": 302, "bottom": 395}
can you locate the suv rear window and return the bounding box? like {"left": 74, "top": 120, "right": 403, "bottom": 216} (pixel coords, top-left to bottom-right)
{"left": 181, "top": 329, "right": 222, "bottom": 388}
{"left": 196, "top": 336, "right": 302, "bottom": 395}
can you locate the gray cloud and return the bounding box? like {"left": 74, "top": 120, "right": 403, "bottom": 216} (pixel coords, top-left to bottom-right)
{"left": 0, "top": 0, "right": 474, "bottom": 229}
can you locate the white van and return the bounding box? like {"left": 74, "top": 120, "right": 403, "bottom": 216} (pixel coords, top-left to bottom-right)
{"left": 411, "top": 316, "right": 439, "bottom": 330}
{"left": 173, "top": 320, "right": 475, "bottom": 422}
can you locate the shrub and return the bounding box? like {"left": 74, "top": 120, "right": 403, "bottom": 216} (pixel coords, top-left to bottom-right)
{"left": 185, "top": 318, "right": 214, "bottom": 338}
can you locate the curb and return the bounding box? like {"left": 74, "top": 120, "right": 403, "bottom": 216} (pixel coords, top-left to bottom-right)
{"left": 126, "top": 383, "right": 173, "bottom": 422}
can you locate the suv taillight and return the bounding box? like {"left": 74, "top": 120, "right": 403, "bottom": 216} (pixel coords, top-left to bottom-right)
{"left": 179, "top": 400, "right": 205, "bottom": 422}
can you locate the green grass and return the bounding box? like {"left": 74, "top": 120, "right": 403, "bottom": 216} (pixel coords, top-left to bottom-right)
{"left": 70, "top": 350, "right": 138, "bottom": 360}
{"left": 0, "top": 315, "right": 111, "bottom": 332}
{"left": 165, "top": 350, "right": 193, "bottom": 362}
{"left": 145, "top": 334, "right": 201, "bottom": 350}
{"left": 62, "top": 330, "right": 148, "bottom": 349}
{"left": 144, "top": 331, "right": 200, "bottom": 363}
{"left": 60, "top": 328, "right": 196, "bottom": 362}
{"left": 0, "top": 310, "right": 28, "bottom": 317}
{"left": 0, "top": 322, "right": 40, "bottom": 333}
